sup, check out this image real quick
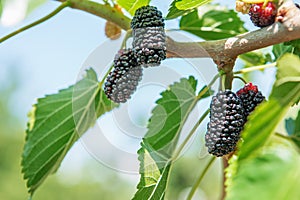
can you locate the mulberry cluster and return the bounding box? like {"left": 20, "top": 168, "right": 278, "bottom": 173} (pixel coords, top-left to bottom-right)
{"left": 131, "top": 5, "right": 166, "bottom": 67}
{"left": 237, "top": 83, "right": 265, "bottom": 117}
{"left": 205, "top": 90, "right": 246, "bottom": 157}
{"left": 205, "top": 83, "right": 265, "bottom": 157}
{"left": 248, "top": 2, "right": 277, "bottom": 27}
{"left": 104, "top": 5, "right": 166, "bottom": 103}
{"left": 104, "top": 49, "right": 143, "bottom": 103}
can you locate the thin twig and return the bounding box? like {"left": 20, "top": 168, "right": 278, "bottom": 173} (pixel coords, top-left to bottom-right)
{"left": 186, "top": 156, "right": 216, "bottom": 200}
{"left": 234, "top": 62, "right": 276, "bottom": 74}
{"left": 275, "top": 132, "right": 292, "bottom": 141}
{"left": 0, "top": 1, "right": 70, "bottom": 43}
{"left": 172, "top": 109, "right": 210, "bottom": 160}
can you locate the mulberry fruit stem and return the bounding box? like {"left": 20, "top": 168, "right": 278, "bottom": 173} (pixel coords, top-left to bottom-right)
{"left": 224, "top": 71, "right": 234, "bottom": 90}
{"left": 120, "top": 30, "right": 132, "bottom": 49}
{"left": 233, "top": 76, "right": 248, "bottom": 84}
{"left": 99, "top": 64, "right": 114, "bottom": 88}
{"left": 186, "top": 156, "right": 216, "bottom": 200}
{"left": 100, "top": 31, "right": 133, "bottom": 88}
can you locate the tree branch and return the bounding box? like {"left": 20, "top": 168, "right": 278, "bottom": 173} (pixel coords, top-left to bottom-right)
{"left": 1, "top": 0, "right": 300, "bottom": 70}
{"left": 56, "top": 0, "right": 131, "bottom": 30}
{"left": 56, "top": 0, "right": 300, "bottom": 68}
{"left": 55, "top": 0, "right": 298, "bottom": 72}
{"left": 166, "top": 1, "right": 300, "bottom": 69}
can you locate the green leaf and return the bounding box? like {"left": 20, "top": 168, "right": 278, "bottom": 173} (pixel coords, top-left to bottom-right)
{"left": 180, "top": 4, "right": 247, "bottom": 40}
{"left": 271, "top": 54, "right": 300, "bottom": 103}
{"left": 237, "top": 53, "right": 300, "bottom": 161}
{"left": 273, "top": 43, "right": 300, "bottom": 60}
{"left": 175, "top": 0, "right": 211, "bottom": 10}
{"left": 273, "top": 43, "right": 293, "bottom": 60}
{"left": 239, "top": 51, "right": 272, "bottom": 67}
{"left": 166, "top": 0, "right": 194, "bottom": 20}
{"left": 133, "top": 77, "right": 205, "bottom": 200}
{"left": 116, "top": 0, "right": 150, "bottom": 16}
{"left": 284, "top": 39, "right": 300, "bottom": 49}
{"left": 226, "top": 145, "right": 300, "bottom": 200}
{"left": 22, "top": 69, "right": 117, "bottom": 195}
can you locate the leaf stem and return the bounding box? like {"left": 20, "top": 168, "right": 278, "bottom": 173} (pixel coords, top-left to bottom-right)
{"left": 99, "top": 30, "right": 133, "bottom": 88}
{"left": 233, "top": 76, "right": 247, "bottom": 84}
{"left": 186, "top": 156, "right": 216, "bottom": 200}
{"left": 99, "top": 64, "right": 114, "bottom": 88}
{"left": 275, "top": 132, "right": 292, "bottom": 141}
{"left": 173, "top": 109, "right": 210, "bottom": 160}
{"left": 234, "top": 62, "right": 276, "bottom": 74}
{"left": 0, "top": 1, "right": 70, "bottom": 44}
{"left": 120, "top": 30, "right": 132, "bottom": 49}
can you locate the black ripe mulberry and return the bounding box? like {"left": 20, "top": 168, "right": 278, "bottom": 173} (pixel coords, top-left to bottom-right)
{"left": 237, "top": 83, "right": 265, "bottom": 117}
{"left": 205, "top": 90, "right": 246, "bottom": 157}
{"left": 131, "top": 6, "right": 164, "bottom": 29}
{"left": 133, "top": 27, "right": 166, "bottom": 67}
{"left": 131, "top": 6, "right": 166, "bottom": 67}
{"left": 249, "top": 2, "right": 277, "bottom": 27}
{"left": 104, "top": 49, "right": 143, "bottom": 103}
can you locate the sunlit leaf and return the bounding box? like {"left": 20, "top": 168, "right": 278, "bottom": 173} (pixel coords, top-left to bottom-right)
{"left": 116, "top": 0, "right": 150, "bottom": 16}
{"left": 175, "top": 0, "right": 211, "bottom": 10}
{"left": 166, "top": 0, "right": 193, "bottom": 20}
